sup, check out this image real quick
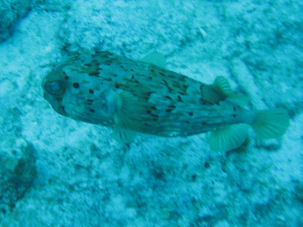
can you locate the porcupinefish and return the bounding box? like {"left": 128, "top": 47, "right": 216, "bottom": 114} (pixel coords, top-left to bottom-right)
{"left": 42, "top": 50, "right": 289, "bottom": 151}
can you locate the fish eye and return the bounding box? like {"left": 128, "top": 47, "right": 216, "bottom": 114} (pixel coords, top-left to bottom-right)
{"left": 44, "top": 80, "right": 65, "bottom": 96}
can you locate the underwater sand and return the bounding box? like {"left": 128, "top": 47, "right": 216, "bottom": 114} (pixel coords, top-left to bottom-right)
{"left": 0, "top": 0, "right": 302, "bottom": 226}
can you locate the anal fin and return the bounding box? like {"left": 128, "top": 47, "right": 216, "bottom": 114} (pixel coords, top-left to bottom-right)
{"left": 209, "top": 124, "right": 249, "bottom": 152}
{"left": 113, "top": 128, "right": 137, "bottom": 144}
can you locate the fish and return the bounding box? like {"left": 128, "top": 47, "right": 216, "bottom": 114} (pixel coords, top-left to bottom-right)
{"left": 42, "top": 50, "right": 290, "bottom": 151}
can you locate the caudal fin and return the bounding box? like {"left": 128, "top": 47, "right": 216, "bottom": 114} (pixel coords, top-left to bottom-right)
{"left": 252, "top": 109, "right": 289, "bottom": 139}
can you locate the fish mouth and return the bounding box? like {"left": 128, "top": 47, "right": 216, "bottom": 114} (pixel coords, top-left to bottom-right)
{"left": 42, "top": 89, "right": 66, "bottom": 115}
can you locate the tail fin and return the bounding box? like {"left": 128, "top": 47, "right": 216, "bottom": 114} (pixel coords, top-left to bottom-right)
{"left": 251, "top": 109, "right": 289, "bottom": 139}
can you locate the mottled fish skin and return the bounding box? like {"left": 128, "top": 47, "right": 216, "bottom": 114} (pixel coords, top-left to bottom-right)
{"left": 42, "top": 51, "right": 252, "bottom": 137}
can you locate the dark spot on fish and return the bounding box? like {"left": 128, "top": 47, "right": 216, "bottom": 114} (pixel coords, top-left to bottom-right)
{"left": 89, "top": 89, "right": 94, "bottom": 94}
{"left": 73, "top": 82, "right": 79, "bottom": 88}
{"left": 130, "top": 69, "right": 134, "bottom": 72}
{"left": 119, "top": 65, "right": 127, "bottom": 71}
{"left": 113, "top": 73, "right": 118, "bottom": 77}
{"left": 105, "top": 60, "right": 112, "bottom": 65}
{"left": 0, "top": 207, "right": 6, "bottom": 214}
{"left": 233, "top": 106, "right": 237, "bottom": 111}
{"left": 104, "top": 78, "right": 112, "bottom": 82}
{"left": 63, "top": 72, "right": 69, "bottom": 80}
{"left": 162, "top": 80, "right": 173, "bottom": 92}
{"left": 166, "top": 105, "right": 176, "bottom": 112}
{"left": 146, "top": 110, "right": 151, "bottom": 114}
{"left": 89, "top": 71, "right": 99, "bottom": 77}
{"left": 177, "top": 95, "right": 183, "bottom": 102}
{"left": 232, "top": 114, "right": 237, "bottom": 118}
{"left": 115, "top": 84, "right": 120, "bottom": 88}
{"left": 189, "top": 112, "right": 193, "bottom": 116}
{"left": 151, "top": 113, "right": 159, "bottom": 120}
{"left": 179, "top": 76, "right": 186, "bottom": 82}
{"left": 191, "top": 174, "right": 197, "bottom": 181}
{"left": 150, "top": 106, "right": 157, "bottom": 110}
{"left": 145, "top": 91, "right": 153, "bottom": 99}
{"left": 131, "top": 75, "right": 135, "bottom": 79}
{"left": 202, "top": 122, "right": 206, "bottom": 126}
{"left": 204, "top": 162, "right": 210, "bottom": 168}
{"left": 89, "top": 108, "right": 95, "bottom": 113}
{"left": 165, "top": 95, "right": 172, "bottom": 100}
{"left": 150, "top": 69, "right": 155, "bottom": 73}
{"left": 160, "top": 72, "right": 165, "bottom": 76}
{"left": 87, "top": 99, "right": 93, "bottom": 105}
{"left": 148, "top": 76, "right": 153, "bottom": 80}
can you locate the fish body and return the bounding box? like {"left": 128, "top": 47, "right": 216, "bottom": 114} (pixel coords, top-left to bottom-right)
{"left": 43, "top": 50, "right": 289, "bottom": 151}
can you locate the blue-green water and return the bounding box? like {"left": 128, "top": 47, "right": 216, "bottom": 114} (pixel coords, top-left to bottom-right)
{"left": 0, "top": 0, "right": 302, "bottom": 226}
